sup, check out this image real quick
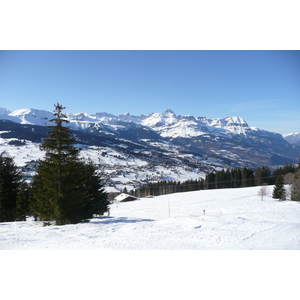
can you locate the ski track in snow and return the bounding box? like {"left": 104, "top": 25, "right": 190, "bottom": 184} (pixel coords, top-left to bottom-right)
{"left": 1, "top": 186, "right": 300, "bottom": 250}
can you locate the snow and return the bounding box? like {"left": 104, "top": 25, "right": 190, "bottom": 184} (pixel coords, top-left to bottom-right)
{"left": 114, "top": 193, "right": 137, "bottom": 201}
{"left": 2, "top": 107, "right": 294, "bottom": 146}
{"left": 283, "top": 132, "right": 300, "bottom": 144}
{"left": 0, "top": 137, "right": 44, "bottom": 166}
{"left": 1, "top": 186, "right": 299, "bottom": 250}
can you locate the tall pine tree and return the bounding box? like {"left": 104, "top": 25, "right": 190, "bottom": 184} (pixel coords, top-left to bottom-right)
{"left": 31, "top": 103, "right": 109, "bottom": 225}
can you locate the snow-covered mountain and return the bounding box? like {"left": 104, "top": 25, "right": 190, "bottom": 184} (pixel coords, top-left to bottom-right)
{"left": 283, "top": 132, "right": 300, "bottom": 147}
{"left": 1, "top": 107, "right": 300, "bottom": 192}
{"left": 0, "top": 107, "right": 284, "bottom": 139}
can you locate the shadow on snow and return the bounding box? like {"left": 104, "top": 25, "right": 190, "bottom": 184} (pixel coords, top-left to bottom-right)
{"left": 90, "top": 216, "right": 154, "bottom": 225}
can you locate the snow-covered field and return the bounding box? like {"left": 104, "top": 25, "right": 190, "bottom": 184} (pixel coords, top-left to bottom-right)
{"left": 1, "top": 186, "right": 299, "bottom": 250}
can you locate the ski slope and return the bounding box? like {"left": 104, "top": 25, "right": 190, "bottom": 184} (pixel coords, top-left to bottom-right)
{"left": 1, "top": 186, "right": 299, "bottom": 250}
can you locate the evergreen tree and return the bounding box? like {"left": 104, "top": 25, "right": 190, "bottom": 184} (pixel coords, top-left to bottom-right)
{"left": 291, "top": 159, "right": 300, "bottom": 201}
{"left": 15, "top": 181, "right": 31, "bottom": 221}
{"left": 254, "top": 167, "right": 263, "bottom": 186}
{"left": 225, "top": 169, "right": 232, "bottom": 188}
{"left": 272, "top": 175, "right": 286, "bottom": 200}
{"left": 215, "top": 170, "right": 225, "bottom": 189}
{"left": 291, "top": 171, "right": 300, "bottom": 201}
{"left": 205, "top": 172, "right": 215, "bottom": 189}
{"left": 80, "top": 161, "right": 109, "bottom": 219}
{"left": 0, "top": 152, "right": 24, "bottom": 222}
{"left": 261, "top": 166, "right": 271, "bottom": 185}
{"left": 242, "top": 167, "right": 254, "bottom": 187}
{"left": 31, "top": 103, "right": 109, "bottom": 225}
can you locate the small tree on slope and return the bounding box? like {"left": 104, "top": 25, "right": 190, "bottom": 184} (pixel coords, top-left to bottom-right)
{"left": 272, "top": 175, "right": 286, "bottom": 200}
{"left": 31, "top": 103, "right": 109, "bottom": 225}
{"left": 258, "top": 184, "right": 268, "bottom": 201}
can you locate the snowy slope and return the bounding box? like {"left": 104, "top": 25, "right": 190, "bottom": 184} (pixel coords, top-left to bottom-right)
{"left": 283, "top": 132, "right": 300, "bottom": 146}
{"left": 1, "top": 186, "right": 299, "bottom": 250}
{"left": 8, "top": 108, "right": 54, "bottom": 126}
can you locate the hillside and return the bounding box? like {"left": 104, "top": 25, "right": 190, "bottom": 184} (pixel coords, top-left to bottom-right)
{"left": 1, "top": 186, "right": 299, "bottom": 250}
{"left": 1, "top": 108, "right": 300, "bottom": 193}
{"left": 284, "top": 132, "right": 300, "bottom": 147}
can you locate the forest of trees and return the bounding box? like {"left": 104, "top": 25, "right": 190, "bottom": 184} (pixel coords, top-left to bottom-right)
{"left": 133, "top": 162, "right": 299, "bottom": 200}
{"left": 0, "top": 103, "right": 109, "bottom": 225}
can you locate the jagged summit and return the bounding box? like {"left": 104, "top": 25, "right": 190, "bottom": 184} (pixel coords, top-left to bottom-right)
{"left": 0, "top": 108, "right": 11, "bottom": 115}
{"left": 163, "top": 108, "right": 176, "bottom": 115}
{"left": 0, "top": 107, "right": 283, "bottom": 140}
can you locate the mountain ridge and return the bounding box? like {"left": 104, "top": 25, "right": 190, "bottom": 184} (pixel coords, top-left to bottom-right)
{"left": 1, "top": 107, "right": 299, "bottom": 169}
{"left": 0, "top": 107, "right": 287, "bottom": 137}
{"left": 283, "top": 132, "right": 300, "bottom": 147}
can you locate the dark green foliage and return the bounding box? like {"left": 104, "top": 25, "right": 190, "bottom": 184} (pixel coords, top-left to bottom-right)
{"left": 270, "top": 162, "right": 295, "bottom": 184}
{"left": 291, "top": 171, "right": 300, "bottom": 201}
{"left": 242, "top": 167, "right": 254, "bottom": 187}
{"left": 0, "top": 152, "right": 24, "bottom": 222}
{"left": 80, "top": 161, "right": 109, "bottom": 219}
{"left": 254, "top": 167, "right": 263, "bottom": 186}
{"left": 31, "top": 103, "right": 108, "bottom": 225}
{"left": 231, "top": 168, "right": 242, "bottom": 188}
{"left": 15, "top": 181, "right": 32, "bottom": 221}
{"left": 261, "top": 166, "right": 271, "bottom": 184}
{"left": 272, "top": 175, "right": 286, "bottom": 200}
{"left": 291, "top": 159, "right": 300, "bottom": 201}
{"left": 215, "top": 169, "right": 225, "bottom": 189}
{"left": 134, "top": 178, "right": 205, "bottom": 198}
{"left": 133, "top": 161, "right": 300, "bottom": 199}
{"left": 205, "top": 172, "right": 215, "bottom": 189}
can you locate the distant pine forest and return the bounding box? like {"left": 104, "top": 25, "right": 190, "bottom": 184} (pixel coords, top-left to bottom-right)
{"left": 132, "top": 163, "right": 296, "bottom": 198}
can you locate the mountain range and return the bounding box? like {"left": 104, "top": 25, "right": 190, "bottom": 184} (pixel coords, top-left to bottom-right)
{"left": 0, "top": 107, "right": 299, "bottom": 192}
{"left": 283, "top": 132, "right": 300, "bottom": 147}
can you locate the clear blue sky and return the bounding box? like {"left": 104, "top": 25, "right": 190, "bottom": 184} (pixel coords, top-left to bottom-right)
{"left": 0, "top": 50, "right": 299, "bottom": 134}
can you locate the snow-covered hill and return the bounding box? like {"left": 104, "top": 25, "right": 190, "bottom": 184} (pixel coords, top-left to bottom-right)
{"left": 284, "top": 132, "right": 300, "bottom": 147}
{"left": 1, "top": 186, "right": 299, "bottom": 250}
{"left": 1, "top": 107, "right": 300, "bottom": 192}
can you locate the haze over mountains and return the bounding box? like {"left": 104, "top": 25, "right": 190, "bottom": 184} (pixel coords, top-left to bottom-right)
{"left": 0, "top": 107, "right": 299, "bottom": 193}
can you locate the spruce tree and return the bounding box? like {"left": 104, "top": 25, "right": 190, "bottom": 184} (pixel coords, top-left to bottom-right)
{"left": 261, "top": 166, "right": 271, "bottom": 185}
{"left": 242, "top": 167, "right": 254, "bottom": 187}
{"left": 80, "top": 161, "right": 109, "bottom": 219}
{"left": 291, "top": 159, "right": 300, "bottom": 201}
{"left": 31, "top": 103, "right": 109, "bottom": 225}
{"left": 254, "top": 167, "right": 263, "bottom": 186}
{"left": 0, "top": 152, "right": 24, "bottom": 222}
{"left": 15, "top": 181, "right": 31, "bottom": 221}
{"left": 272, "top": 175, "right": 286, "bottom": 200}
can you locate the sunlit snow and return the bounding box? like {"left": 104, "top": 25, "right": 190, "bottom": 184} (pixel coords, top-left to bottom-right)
{"left": 1, "top": 186, "right": 299, "bottom": 250}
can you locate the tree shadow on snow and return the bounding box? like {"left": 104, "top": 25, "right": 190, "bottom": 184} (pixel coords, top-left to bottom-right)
{"left": 91, "top": 216, "right": 154, "bottom": 225}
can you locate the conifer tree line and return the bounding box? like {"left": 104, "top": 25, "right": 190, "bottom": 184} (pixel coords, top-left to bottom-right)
{"left": 272, "top": 158, "right": 300, "bottom": 201}
{"left": 133, "top": 162, "right": 299, "bottom": 200}
{"left": 0, "top": 104, "right": 109, "bottom": 225}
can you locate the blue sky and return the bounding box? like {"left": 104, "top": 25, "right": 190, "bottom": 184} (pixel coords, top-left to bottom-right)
{"left": 0, "top": 50, "right": 299, "bottom": 134}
